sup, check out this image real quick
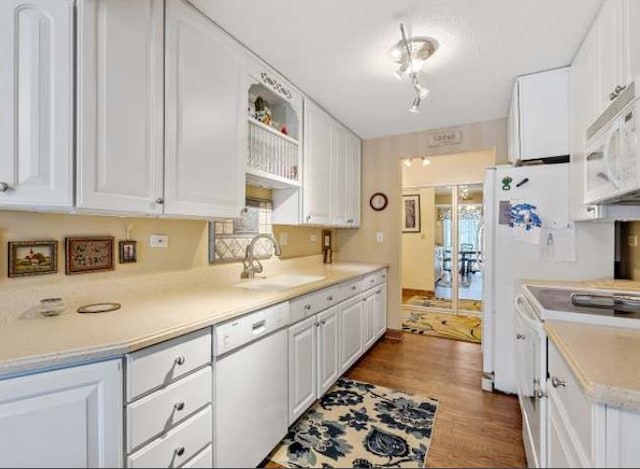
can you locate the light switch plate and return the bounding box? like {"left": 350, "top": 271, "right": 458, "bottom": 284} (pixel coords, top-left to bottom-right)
{"left": 629, "top": 235, "right": 638, "bottom": 247}
{"left": 376, "top": 232, "right": 384, "bottom": 243}
{"left": 310, "top": 233, "right": 318, "bottom": 243}
{"left": 150, "top": 234, "right": 169, "bottom": 248}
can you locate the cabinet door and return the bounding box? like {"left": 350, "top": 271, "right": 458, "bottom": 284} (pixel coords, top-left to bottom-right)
{"left": 288, "top": 316, "right": 317, "bottom": 424}
{"left": 339, "top": 295, "right": 364, "bottom": 373}
{"left": 345, "top": 132, "right": 361, "bottom": 227}
{"left": 0, "top": 0, "right": 74, "bottom": 208}
{"left": 518, "top": 68, "right": 570, "bottom": 159}
{"left": 547, "top": 391, "right": 587, "bottom": 468}
{"left": 570, "top": 30, "right": 601, "bottom": 221}
{"left": 331, "top": 125, "right": 349, "bottom": 226}
{"left": 0, "top": 360, "right": 123, "bottom": 468}
{"left": 363, "top": 292, "right": 376, "bottom": 350}
{"left": 596, "top": 0, "right": 626, "bottom": 113}
{"left": 164, "top": 0, "right": 246, "bottom": 218}
{"left": 317, "top": 306, "right": 339, "bottom": 396}
{"left": 76, "top": 0, "right": 164, "bottom": 214}
{"left": 624, "top": 0, "right": 640, "bottom": 85}
{"left": 303, "top": 100, "right": 333, "bottom": 225}
{"left": 374, "top": 285, "right": 387, "bottom": 339}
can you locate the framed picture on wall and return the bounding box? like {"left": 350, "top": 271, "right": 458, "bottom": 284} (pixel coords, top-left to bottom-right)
{"left": 8, "top": 240, "right": 58, "bottom": 277}
{"left": 402, "top": 194, "right": 421, "bottom": 233}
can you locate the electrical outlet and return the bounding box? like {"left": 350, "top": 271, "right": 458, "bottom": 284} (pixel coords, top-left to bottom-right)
{"left": 629, "top": 235, "right": 638, "bottom": 247}
{"left": 310, "top": 233, "right": 317, "bottom": 243}
{"left": 376, "top": 232, "right": 384, "bottom": 243}
{"left": 150, "top": 234, "right": 169, "bottom": 248}
{"left": 279, "top": 232, "right": 288, "bottom": 247}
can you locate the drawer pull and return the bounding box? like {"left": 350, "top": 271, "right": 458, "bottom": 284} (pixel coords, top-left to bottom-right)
{"left": 551, "top": 376, "right": 566, "bottom": 388}
{"left": 174, "top": 401, "right": 185, "bottom": 411}
{"left": 351, "top": 285, "right": 357, "bottom": 291}
{"left": 376, "top": 290, "right": 382, "bottom": 294}
{"left": 327, "top": 296, "right": 334, "bottom": 301}
{"left": 516, "top": 333, "right": 526, "bottom": 340}
{"left": 321, "top": 320, "right": 327, "bottom": 325}
{"left": 304, "top": 304, "right": 312, "bottom": 311}
{"left": 175, "top": 446, "right": 185, "bottom": 457}
{"left": 174, "top": 356, "right": 186, "bottom": 366}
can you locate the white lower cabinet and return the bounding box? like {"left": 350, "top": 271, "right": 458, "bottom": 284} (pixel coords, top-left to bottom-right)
{"left": 363, "top": 292, "right": 376, "bottom": 350}
{"left": 288, "top": 316, "right": 318, "bottom": 424}
{"left": 547, "top": 340, "right": 640, "bottom": 468}
{"left": 374, "top": 285, "right": 387, "bottom": 339}
{"left": 317, "top": 306, "right": 340, "bottom": 396}
{"left": 0, "top": 360, "right": 123, "bottom": 468}
{"left": 339, "top": 294, "right": 365, "bottom": 374}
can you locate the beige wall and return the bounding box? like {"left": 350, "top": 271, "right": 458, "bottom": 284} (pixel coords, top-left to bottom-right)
{"left": 0, "top": 210, "right": 326, "bottom": 286}
{"left": 337, "top": 117, "right": 506, "bottom": 330}
{"left": 401, "top": 188, "right": 436, "bottom": 292}
{"left": 403, "top": 150, "right": 497, "bottom": 187}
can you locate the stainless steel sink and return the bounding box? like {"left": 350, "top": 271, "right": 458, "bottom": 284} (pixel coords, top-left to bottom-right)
{"left": 232, "top": 274, "right": 325, "bottom": 290}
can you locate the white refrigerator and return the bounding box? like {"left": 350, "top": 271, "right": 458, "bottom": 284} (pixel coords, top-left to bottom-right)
{"left": 481, "top": 163, "right": 614, "bottom": 394}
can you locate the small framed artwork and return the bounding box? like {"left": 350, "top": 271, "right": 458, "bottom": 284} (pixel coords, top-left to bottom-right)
{"left": 402, "top": 194, "right": 421, "bottom": 233}
{"left": 119, "top": 240, "right": 137, "bottom": 264}
{"left": 65, "top": 236, "right": 114, "bottom": 275}
{"left": 8, "top": 240, "right": 58, "bottom": 278}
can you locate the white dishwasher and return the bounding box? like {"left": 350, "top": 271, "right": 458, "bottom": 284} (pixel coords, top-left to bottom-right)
{"left": 214, "top": 301, "right": 290, "bottom": 468}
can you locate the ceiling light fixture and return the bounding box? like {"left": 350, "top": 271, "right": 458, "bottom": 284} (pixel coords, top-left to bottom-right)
{"left": 401, "top": 156, "right": 432, "bottom": 167}
{"left": 389, "top": 23, "right": 438, "bottom": 113}
{"left": 403, "top": 159, "right": 413, "bottom": 167}
{"left": 421, "top": 157, "right": 431, "bottom": 166}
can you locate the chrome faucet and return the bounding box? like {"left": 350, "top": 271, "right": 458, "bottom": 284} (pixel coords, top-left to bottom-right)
{"left": 241, "top": 233, "right": 282, "bottom": 279}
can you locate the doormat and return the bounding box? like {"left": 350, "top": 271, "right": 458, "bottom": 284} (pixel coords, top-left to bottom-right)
{"left": 406, "top": 295, "right": 483, "bottom": 313}
{"left": 402, "top": 309, "right": 482, "bottom": 344}
{"left": 266, "top": 377, "right": 439, "bottom": 468}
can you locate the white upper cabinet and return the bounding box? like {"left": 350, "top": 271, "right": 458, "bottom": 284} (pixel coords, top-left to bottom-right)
{"left": 595, "top": 0, "right": 627, "bottom": 113}
{"left": 0, "top": 0, "right": 74, "bottom": 208}
{"left": 0, "top": 360, "right": 123, "bottom": 468}
{"left": 76, "top": 0, "right": 164, "bottom": 214}
{"left": 164, "top": 0, "right": 246, "bottom": 218}
{"left": 303, "top": 100, "right": 334, "bottom": 225}
{"left": 508, "top": 67, "right": 570, "bottom": 162}
{"left": 304, "top": 99, "right": 361, "bottom": 227}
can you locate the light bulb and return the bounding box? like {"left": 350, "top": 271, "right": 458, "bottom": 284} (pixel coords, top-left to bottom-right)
{"left": 421, "top": 157, "right": 431, "bottom": 166}
{"left": 409, "top": 96, "right": 421, "bottom": 113}
{"left": 403, "top": 159, "right": 412, "bottom": 167}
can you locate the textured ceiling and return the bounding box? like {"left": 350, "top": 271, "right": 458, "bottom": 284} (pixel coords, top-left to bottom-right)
{"left": 194, "top": 0, "right": 603, "bottom": 139}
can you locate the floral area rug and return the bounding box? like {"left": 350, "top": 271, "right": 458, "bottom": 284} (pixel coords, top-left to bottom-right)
{"left": 401, "top": 309, "right": 482, "bottom": 344}
{"left": 267, "top": 378, "right": 439, "bottom": 468}
{"left": 406, "top": 295, "right": 483, "bottom": 313}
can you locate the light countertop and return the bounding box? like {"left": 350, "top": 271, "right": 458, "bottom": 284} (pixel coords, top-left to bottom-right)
{"left": 0, "top": 261, "right": 386, "bottom": 377}
{"left": 545, "top": 320, "right": 640, "bottom": 411}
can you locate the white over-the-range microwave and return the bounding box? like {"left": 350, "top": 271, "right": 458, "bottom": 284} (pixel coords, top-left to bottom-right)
{"left": 585, "top": 82, "right": 640, "bottom": 205}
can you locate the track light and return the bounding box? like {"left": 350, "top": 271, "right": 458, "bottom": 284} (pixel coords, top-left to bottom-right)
{"left": 409, "top": 96, "right": 421, "bottom": 113}
{"left": 414, "top": 81, "right": 430, "bottom": 99}
{"left": 394, "top": 63, "right": 409, "bottom": 80}
{"left": 421, "top": 157, "right": 431, "bottom": 166}
{"left": 403, "top": 159, "right": 413, "bottom": 167}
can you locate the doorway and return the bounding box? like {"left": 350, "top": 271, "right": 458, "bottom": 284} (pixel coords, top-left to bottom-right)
{"left": 401, "top": 182, "right": 484, "bottom": 343}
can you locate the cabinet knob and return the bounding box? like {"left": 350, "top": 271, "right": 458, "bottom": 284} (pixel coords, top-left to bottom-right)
{"left": 551, "top": 376, "right": 566, "bottom": 388}
{"left": 306, "top": 215, "right": 311, "bottom": 222}
{"left": 615, "top": 84, "right": 626, "bottom": 94}
{"left": 0, "top": 182, "right": 11, "bottom": 192}
{"left": 321, "top": 320, "right": 327, "bottom": 325}
{"left": 347, "top": 219, "right": 353, "bottom": 223}
{"left": 174, "top": 401, "right": 185, "bottom": 411}
{"left": 155, "top": 197, "right": 164, "bottom": 204}
{"left": 327, "top": 296, "right": 334, "bottom": 301}
{"left": 610, "top": 91, "right": 618, "bottom": 101}
{"left": 175, "top": 447, "right": 185, "bottom": 457}
{"left": 304, "top": 304, "right": 312, "bottom": 311}
{"left": 376, "top": 290, "right": 382, "bottom": 294}
{"left": 174, "top": 355, "right": 185, "bottom": 366}
{"left": 351, "top": 285, "right": 357, "bottom": 291}
{"left": 586, "top": 206, "right": 596, "bottom": 213}
{"left": 516, "top": 333, "right": 526, "bottom": 340}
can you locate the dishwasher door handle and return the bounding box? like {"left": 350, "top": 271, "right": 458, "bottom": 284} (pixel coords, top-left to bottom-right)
{"left": 251, "top": 319, "right": 266, "bottom": 335}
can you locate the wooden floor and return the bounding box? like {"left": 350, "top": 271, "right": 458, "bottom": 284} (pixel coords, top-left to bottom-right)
{"left": 345, "top": 333, "right": 526, "bottom": 468}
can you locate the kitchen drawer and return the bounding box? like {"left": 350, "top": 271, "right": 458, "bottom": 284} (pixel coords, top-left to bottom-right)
{"left": 180, "top": 444, "right": 212, "bottom": 468}
{"left": 126, "top": 328, "right": 212, "bottom": 401}
{"left": 290, "top": 289, "right": 328, "bottom": 323}
{"left": 362, "top": 273, "right": 378, "bottom": 290}
{"left": 337, "top": 278, "right": 364, "bottom": 302}
{"left": 548, "top": 341, "right": 592, "bottom": 460}
{"left": 127, "top": 367, "right": 212, "bottom": 452}
{"left": 127, "top": 405, "right": 212, "bottom": 468}
{"left": 376, "top": 269, "right": 387, "bottom": 285}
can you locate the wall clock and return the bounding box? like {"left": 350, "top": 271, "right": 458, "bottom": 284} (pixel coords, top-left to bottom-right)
{"left": 369, "top": 192, "right": 388, "bottom": 211}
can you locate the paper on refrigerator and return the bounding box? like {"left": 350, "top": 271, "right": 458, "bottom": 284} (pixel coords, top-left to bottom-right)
{"left": 508, "top": 202, "right": 543, "bottom": 245}
{"left": 542, "top": 220, "right": 577, "bottom": 262}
